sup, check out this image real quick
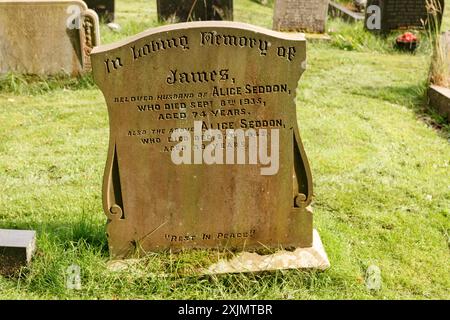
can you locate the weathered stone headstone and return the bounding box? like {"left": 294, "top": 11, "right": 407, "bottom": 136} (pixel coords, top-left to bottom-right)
{"left": 0, "top": 229, "right": 36, "bottom": 276}
{"left": 428, "top": 85, "right": 450, "bottom": 121}
{"left": 0, "top": 0, "right": 100, "bottom": 75}
{"left": 365, "top": 0, "right": 445, "bottom": 32}
{"left": 252, "top": 0, "right": 273, "bottom": 6}
{"left": 91, "top": 21, "right": 328, "bottom": 268}
{"left": 354, "top": 0, "right": 367, "bottom": 12}
{"left": 273, "top": 0, "right": 330, "bottom": 33}
{"left": 328, "top": 1, "right": 365, "bottom": 23}
{"left": 427, "top": 31, "right": 450, "bottom": 122}
{"left": 157, "top": 0, "right": 233, "bottom": 22}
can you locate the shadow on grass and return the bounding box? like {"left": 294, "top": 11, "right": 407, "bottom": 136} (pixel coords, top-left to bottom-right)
{"left": 45, "top": 221, "right": 108, "bottom": 253}
{"left": 0, "top": 73, "right": 96, "bottom": 95}
{"left": 2, "top": 217, "right": 108, "bottom": 254}
{"left": 352, "top": 83, "right": 450, "bottom": 136}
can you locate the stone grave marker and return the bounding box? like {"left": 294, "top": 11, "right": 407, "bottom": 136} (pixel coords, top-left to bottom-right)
{"left": 157, "top": 0, "right": 233, "bottom": 22}
{"left": 0, "top": 0, "right": 100, "bottom": 75}
{"left": 91, "top": 21, "right": 329, "bottom": 269}
{"left": 273, "top": 0, "right": 330, "bottom": 33}
{"left": 84, "top": 0, "right": 115, "bottom": 23}
{"left": 328, "top": 1, "right": 365, "bottom": 23}
{"left": 365, "top": 0, "right": 445, "bottom": 32}
{"left": 0, "top": 229, "right": 36, "bottom": 276}
{"left": 427, "top": 31, "right": 450, "bottom": 122}
{"left": 354, "top": 0, "right": 367, "bottom": 12}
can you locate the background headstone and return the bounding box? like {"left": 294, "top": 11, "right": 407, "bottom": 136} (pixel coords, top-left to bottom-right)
{"left": 365, "top": 0, "right": 445, "bottom": 32}
{"left": 84, "top": 0, "right": 115, "bottom": 23}
{"left": 0, "top": 229, "right": 36, "bottom": 276}
{"left": 273, "top": 0, "right": 330, "bottom": 33}
{"left": 444, "top": 31, "right": 450, "bottom": 77}
{"left": 0, "top": 0, "right": 100, "bottom": 75}
{"left": 91, "top": 22, "right": 314, "bottom": 258}
{"left": 354, "top": 0, "right": 367, "bottom": 12}
{"left": 427, "top": 31, "right": 450, "bottom": 122}
{"left": 328, "top": 1, "right": 365, "bottom": 23}
{"left": 157, "top": 0, "right": 233, "bottom": 22}
{"left": 251, "top": 0, "right": 273, "bottom": 6}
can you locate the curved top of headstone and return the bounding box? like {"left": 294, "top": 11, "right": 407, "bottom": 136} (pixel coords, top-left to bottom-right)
{"left": 92, "top": 21, "right": 306, "bottom": 54}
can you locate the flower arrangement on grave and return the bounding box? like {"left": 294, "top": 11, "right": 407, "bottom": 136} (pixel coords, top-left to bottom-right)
{"left": 395, "top": 32, "right": 419, "bottom": 52}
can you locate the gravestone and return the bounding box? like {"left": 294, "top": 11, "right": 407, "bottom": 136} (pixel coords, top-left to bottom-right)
{"left": 252, "top": 0, "right": 273, "bottom": 6}
{"left": 0, "top": 0, "right": 100, "bottom": 75}
{"left": 354, "top": 0, "right": 367, "bottom": 12}
{"left": 91, "top": 21, "right": 328, "bottom": 268}
{"left": 84, "top": 0, "right": 115, "bottom": 23}
{"left": 328, "top": 1, "right": 365, "bottom": 23}
{"left": 365, "top": 0, "right": 445, "bottom": 32}
{"left": 157, "top": 0, "right": 233, "bottom": 22}
{"left": 273, "top": 0, "right": 330, "bottom": 33}
{"left": 427, "top": 31, "right": 450, "bottom": 122}
{"left": 0, "top": 229, "right": 36, "bottom": 276}
{"left": 444, "top": 31, "right": 450, "bottom": 78}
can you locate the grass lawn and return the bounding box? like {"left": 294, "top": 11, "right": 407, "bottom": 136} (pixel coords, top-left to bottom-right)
{"left": 0, "top": 0, "right": 449, "bottom": 299}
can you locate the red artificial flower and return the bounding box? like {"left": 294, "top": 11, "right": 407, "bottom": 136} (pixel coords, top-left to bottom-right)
{"left": 397, "top": 32, "right": 417, "bottom": 43}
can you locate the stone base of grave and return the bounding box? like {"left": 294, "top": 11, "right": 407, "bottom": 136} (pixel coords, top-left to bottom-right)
{"left": 205, "top": 229, "right": 330, "bottom": 274}
{"left": 428, "top": 85, "right": 450, "bottom": 122}
{"left": 275, "top": 32, "right": 330, "bottom": 42}
{"left": 304, "top": 33, "right": 331, "bottom": 42}
{"left": 0, "top": 229, "right": 36, "bottom": 276}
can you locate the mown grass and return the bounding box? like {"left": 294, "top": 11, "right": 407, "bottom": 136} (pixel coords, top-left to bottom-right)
{"left": 0, "top": 0, "right": 449, "bottom": 299}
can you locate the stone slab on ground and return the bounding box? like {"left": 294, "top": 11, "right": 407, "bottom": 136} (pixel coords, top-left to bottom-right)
{"left": 428, "top": 85, "right": 450, "bottom": 122}
{"left": 205, "top": 229, "right": 330, "bottom": 274}
{"left": 0, "top": 229, "right": 36, "bottom": 276}
{"left": 305, "top": 33, "right": 332, "bottom": 41}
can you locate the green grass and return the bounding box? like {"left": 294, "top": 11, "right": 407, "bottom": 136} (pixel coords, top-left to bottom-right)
{"left": 0, "top": 0, "right": 449, "bottom": 299}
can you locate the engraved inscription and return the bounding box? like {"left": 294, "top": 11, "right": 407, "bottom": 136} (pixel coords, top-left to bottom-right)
{"left": 131, "top": 35, "right": 190, "bottom": 60}
{"left": 273, "top": 0, "right": 329, "bottom": 33}
{"left": 166, "top": 69, "right": 229, "bottom": 85}
{"left": 104, "top": 57, "right": 123, "bottom": 73}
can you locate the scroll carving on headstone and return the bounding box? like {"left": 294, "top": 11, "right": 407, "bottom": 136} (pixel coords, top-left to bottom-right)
{"left": 81, "top": 9, "right": 101, "bottom": 72}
